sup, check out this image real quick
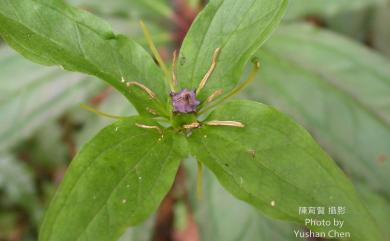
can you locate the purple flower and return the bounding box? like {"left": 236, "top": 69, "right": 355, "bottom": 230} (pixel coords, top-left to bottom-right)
{"left": 170, "top": 89, "right": 200, "bottom": 113}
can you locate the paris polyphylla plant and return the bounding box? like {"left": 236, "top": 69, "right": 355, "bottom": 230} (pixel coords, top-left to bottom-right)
{"left": 84, "top": 22, "right": 260, "bottom": 131}
{"left": 0, "top": 0, "right": 382, "bottom": 240}
{"left": 82, "top": 21, "right": 260, "bottom": 197}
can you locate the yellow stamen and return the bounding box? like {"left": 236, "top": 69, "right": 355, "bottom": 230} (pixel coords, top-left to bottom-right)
{"left": 135, "top": 123, "right": 163, "bottom": 134}
{"left": 199, "top": 60, "right": 260, "bottom": 115}
{"left": 183, "top": 122, "right": 200, "bottom": 129}
{"left": 80, "top": 103, "right": 126, "bottom": 119}
{"left": 126, "top": 81, "right": 156, "bottom": 99}
{"left": 197, "top": 48, "right": 221, "bottom": 96}
{"left": 139, "top": 20, "right": 174, "bottom": 91}
{"left": 205, "top": 120, "right": 245, "bottom": 128}
{"left": 206, "top": 88, "right": 224, "bottom": 103}
{"left": 172, "top": 50, "right": 178, "bottom": 90}
{"left": 146, "top": 107, "right": 158, "bottom": 115}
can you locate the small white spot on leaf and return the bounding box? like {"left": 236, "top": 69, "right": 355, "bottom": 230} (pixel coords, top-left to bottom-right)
{"left": 122, "top": 199, "right": 127, "bottom": 204}
{"left": 270, "top": 200, "right": 276, "bottom": 207}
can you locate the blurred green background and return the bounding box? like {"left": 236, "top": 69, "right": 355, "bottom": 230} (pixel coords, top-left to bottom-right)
{"left": 0, "top": 0, "right": 389, "bottom": 241}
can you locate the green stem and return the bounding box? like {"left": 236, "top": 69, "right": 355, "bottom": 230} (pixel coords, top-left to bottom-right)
{"left": 140, "top": 21, "right": 174, "bottom": 91}
{"left": 80, "top": 103, "right": 127, "bottom": 119}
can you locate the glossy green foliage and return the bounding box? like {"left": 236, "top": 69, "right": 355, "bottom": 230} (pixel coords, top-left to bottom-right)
{"left": 246, "top": 23, "right": 390, "bottom": 197}
{"left": 0, "top": 0, "right": 169, "bottom": 117}
{"left": 39, "top": 116, "right": 188, "bottom": 241}
{"left": 188, "top": 100, "right": 384, "bottom": 241}
{"left": 176, "top": 0, "right": 288, "bottom": 100}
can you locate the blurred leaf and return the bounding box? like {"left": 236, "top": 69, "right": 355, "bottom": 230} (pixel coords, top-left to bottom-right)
{"left": 285, "top": 0, "right": 384, "bottom": 20}
{"left": 357, "top": 185, "right": 390, "bottom": 240}
{"left": 187, "top": 0, "right": 202, "bottom": 9}
{"left": 0, "top": 211, "right": 19, "bottom": 240}
{"left": 322, "top": 6, "right": 375, "bottom": 41}
{"left": 117, "top": 216, "right": 155, "bottom": 241}
{"left": 372, "top": 1, "right": 390, "bottom": 56}
{"left": 188, "top": 100, "right": 384, "bottom": 241}
{"left": 0, "top": 153, "right": 35, "bottom": 206}
{"left": 245, "top": 23, "right": 390, "bottom": 197}
{"left": 0, "top": 47, "right": 104, "bottom": 151}
{"left": 183, "top": 158, "right": 299, "bottom": 241}
{"left": 286, "top": 0, "right": 384, "bottom": 41}
{"left": 26, "top": 121, "right": 69, "bottom": 168}
{"left": 177, "top": 0, "right": 288, "bottom": 101}
{"left": 0, "top": 153, "right": 43, "bottom": 230}
{"left": 0, "top": 0, "right": 170, "bottom": 117}
{"left": 39, "top": 116, "right": 188, "bottom": 241}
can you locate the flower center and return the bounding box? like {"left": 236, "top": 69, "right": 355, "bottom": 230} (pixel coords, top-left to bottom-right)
{"left": 170, "top": 89, "right": 200, "bottom": 113}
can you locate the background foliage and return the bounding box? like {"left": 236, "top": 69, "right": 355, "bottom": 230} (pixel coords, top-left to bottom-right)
{"left": 0, "top": 0, "right": 389, "bottom": 241}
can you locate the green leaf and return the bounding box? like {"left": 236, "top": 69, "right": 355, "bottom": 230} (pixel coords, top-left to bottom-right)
{"left": 285, "top": 0, "right": 385, "bottom": 20}
{"left": 183, "top": 158, "right": 299, "bottom": 241}
{"left": 245, "top": 23, "right": 390, "bottom": 198}
{"left": 71, "top": 0, "right": 172, "bottom": 20}
{"left": 285, "top": 0, "right": 386, "bottom": 41}
{"left": 176, "top": 0, "right": 288, "bottom": 100}
{"left": 0, "top": 46, "right": 103, "bottom": 151}
{"left": 357, "top": 185, "right": 390, "bottom": 240}
{"left": 188, "top": 100, "right": 384, "bottom": 241}
{"left": 372, "top": 2, "right": 390, "bottom": 57}
{"left": 0, "top": 0, "right": 169, "bottom": 117}
{"left": 39, "top": 116, "right": 188, "bottom": 241}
